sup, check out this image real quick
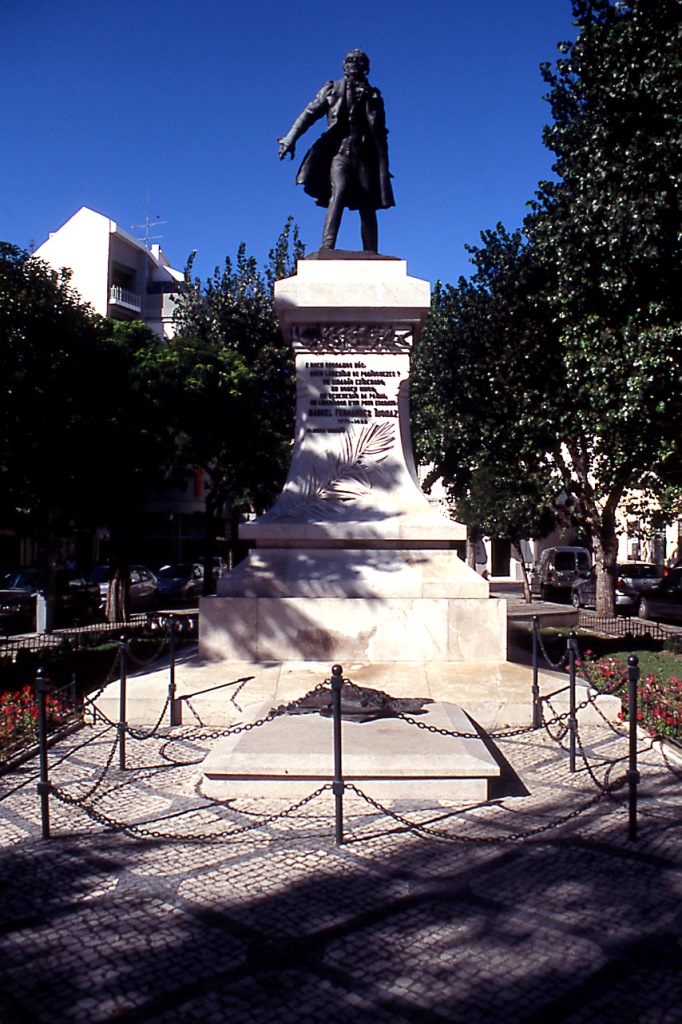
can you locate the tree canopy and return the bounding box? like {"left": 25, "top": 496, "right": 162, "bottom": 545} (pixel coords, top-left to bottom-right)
{"left": 161, "top": 218, "right": 304, "bottom": 583}
{"left": 0, "top": 244, "right": 169, "bottom": 536}
{"left": 413, "top": 0, "right": 682, "bottom": 612}
{"left": 0, "top": 221, "right": 305, "bottom": 614}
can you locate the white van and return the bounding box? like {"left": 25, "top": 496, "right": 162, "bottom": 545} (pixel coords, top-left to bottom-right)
{"left": 531, "top": 546, "right": 591, "bottom": 602}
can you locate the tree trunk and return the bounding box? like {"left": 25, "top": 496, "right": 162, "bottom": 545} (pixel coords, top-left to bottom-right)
{"left": 104, "top": 519, "right": 132, "bottom": 623}
{"left": 593, "top": 526, "right": 618, "bottom": 617}
{"left": 106, "top": 555, "right": 131, "bottom": 623}
{"left": 466, "top": 526, "right": 479, "bottom": 570}
{"left": 512, "top": 540, "right": 533, "bottom": 603}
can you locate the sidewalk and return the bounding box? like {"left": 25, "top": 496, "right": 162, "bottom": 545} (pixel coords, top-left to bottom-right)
{"left": 1, "top": 693, "right": 681, "bottom": 1022}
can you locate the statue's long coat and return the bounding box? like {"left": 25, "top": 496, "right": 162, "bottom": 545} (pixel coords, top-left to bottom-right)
{"left": 283, "top": 77, "right": 395, "bottom": 211}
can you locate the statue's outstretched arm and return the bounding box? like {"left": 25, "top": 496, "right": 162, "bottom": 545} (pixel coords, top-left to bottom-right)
{"left": 278, "top": 81, "right": 333, "bottom": 160}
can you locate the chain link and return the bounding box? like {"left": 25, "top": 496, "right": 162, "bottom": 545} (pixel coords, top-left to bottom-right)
{"left": 84, "top": 693, "right": 173, "bottom": 741}
{"left": 126, "top": 635, "right": 169, "bottom": 668}
{"left": 126, "top": 695, "right": 172, "bottom": 740}
{"left": 59, "top": 783, "right": 332, "bottom": 841}
{"left": 343, "top": 782, "right": 607, "bottom": 844}
{"left": 658, "top": 739, "right": 682, "bottom": 778}
{"left": 34, "top": 662, "right": 682, "bottom": 848}
{"left": 170, "top": 680, "right": 330, "bottom": 745}
{"left": 534, "top": 621, "right": 569, "bottom": 670}
{"left": 395, "top": 711, "right": 536, "bottom": 741}
{"left": 52, "top": 730, "right": 122, "bottom": 806}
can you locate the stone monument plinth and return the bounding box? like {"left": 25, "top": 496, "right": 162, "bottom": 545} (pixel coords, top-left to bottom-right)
{"left": 199, "top": 254, "right": 506, "bottom": 664}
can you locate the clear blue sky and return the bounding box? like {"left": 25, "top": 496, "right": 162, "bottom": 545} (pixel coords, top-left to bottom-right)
{"left": 2, "top": 0, "right": 577, "bottom": 289}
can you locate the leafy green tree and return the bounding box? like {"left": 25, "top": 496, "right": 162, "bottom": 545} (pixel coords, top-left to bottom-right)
{"left": 528, "top": 0, "right": 682, "bottom": 611}
{"left": 414, "top": 1, "right": 682, "bottom": 615}
{"left": 0, "top": 245, "right": 172, "bottom": 622}
{"left": 167, "top": 218, "right": 304, "bottom": 589}
{"left": 0, "top": 243, "right": 101, "bottom": 531}
{"left": 413, "top": 231, "right": 566, "bottom": 600}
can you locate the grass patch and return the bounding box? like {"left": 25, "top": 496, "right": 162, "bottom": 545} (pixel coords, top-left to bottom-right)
{"left": 510, "top": 621, "right": 682, "bottom": 742}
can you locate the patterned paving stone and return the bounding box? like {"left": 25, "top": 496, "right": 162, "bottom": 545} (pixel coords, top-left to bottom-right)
{"left": 0, "top": 716, "right": 681, "bottom": 1024}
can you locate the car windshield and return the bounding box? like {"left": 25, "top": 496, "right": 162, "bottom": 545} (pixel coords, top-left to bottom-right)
{"left": 621, "top": 564, "right": 659, "bottom": 579}
{"left": 157, "top": 564, "right": 193, "bottom": 578}
{"left": 1, "top": 570, "right": 37, "bottom": 589}
{"left": 555, "top": 552, "right": 579, "bottom": 571}
{"left": 90, "top": 566, "right": 111, "bottom": 583}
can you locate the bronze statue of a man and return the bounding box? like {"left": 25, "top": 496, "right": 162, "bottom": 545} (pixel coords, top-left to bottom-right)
{"left": 278, "top": 50, "right": 395, "bottom": 253}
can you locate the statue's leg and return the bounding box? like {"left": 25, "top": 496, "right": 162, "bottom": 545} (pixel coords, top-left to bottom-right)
{"left": 356, "top": 154, "right": 378, "bottom": 252}
{"left": 359, "top": 207, "right": 378, "bottom": 253}
{"left": 321, "top": 152, "right": 349, "bottom": 249}
{"left": 321, "top": 195, "right": 344, "bottom": 249}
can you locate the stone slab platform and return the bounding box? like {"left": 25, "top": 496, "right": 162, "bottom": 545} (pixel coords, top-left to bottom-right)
{"left": 201, "top": 700, "right": 500, "bottom": 803}
{"left": 93, "top": 655, "right": 621, "bottom": 733}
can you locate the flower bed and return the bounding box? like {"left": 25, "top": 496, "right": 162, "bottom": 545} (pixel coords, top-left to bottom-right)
{"left": 0, "top": 683, "right": 77, "bottom": 763}
{"left": 581, "top": 654, "right": 682, "bottom": 742}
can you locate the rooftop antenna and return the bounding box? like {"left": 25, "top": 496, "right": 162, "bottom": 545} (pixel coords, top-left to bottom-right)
{"left": 132, "top": 190, "right": 167, "bottom": 248}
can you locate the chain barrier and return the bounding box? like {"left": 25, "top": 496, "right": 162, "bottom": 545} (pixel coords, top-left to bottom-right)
{"left": 84, "top": 692, "right": 172, "bottom": 742}
{"left": 539, "top": 693, "right": 645, "bottom": 797}
{"left": 573, "top": 725, "right": 628, "bottom": 795}
{"left": 50, "top": 679, "right": 331, "bottom": 821}
{"left": 541, "top": 698, "right": 570, "bottom": 744}
{"left": 395, "top": 710, "right": 537, "bottom": 741}
{"left": 126, "top": 634, "right": 169, "bottom": 669}
{"left": 126, "top": 695, "right": 172, "bottom": 740}
{"left": 533, "top": 619, "right": 569, "bottom": 670}
{"left": 0, "top": 722, "right": 116, "bottom": 801}
{"left": 52, "top": 729, "right": 122, "bottom": 807}
{"left": 182, "top": 698, "right": 205, "bottom": 727}
{"left": 229, "top": 678, "right": 252, "bottom": 713}
{"left": 343, "top": 782, "right": 608, "bottom": 844}
{"left": 19, "top": 656, "right": 682, "bottom": 846}
{"left": 51, "top": 777, "right": 331, "bottom": 841}
{"left": 166, "top": 680, "right": 330, "bottom": 746}
{"left": 658, "top": 740, "right": 682, "bottom": 779}
{"left": 177, "top": 675, "right": 256, "bottom": 728}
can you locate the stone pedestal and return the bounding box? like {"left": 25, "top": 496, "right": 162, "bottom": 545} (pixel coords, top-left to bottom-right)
{"left": 200, "top": 254, "right": 506, "bottom": 664}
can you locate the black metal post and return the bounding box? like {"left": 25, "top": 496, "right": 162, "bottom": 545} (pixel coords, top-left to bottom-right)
{"left": 168, "top": 615, "right": 182, "bottom": 726}
{"left": 118, "top": 635, "right": 128, "bottom": 771}
{"left": 70, "top": 672, "right": 77, "bottom": 717}
{"left": 568, "top": 631, "right": 578, "bottom": 772}
{"left": 627, "top": 655, "right": 640, "bottom": 842}
{"left": 532, "top": 616, "right": 541, "bottom": 729}
{"left": 35, "top": 668, "right": 51, "bottom": 839}
{"left": 331, "top": 664, "right": 345, "bottom": 845}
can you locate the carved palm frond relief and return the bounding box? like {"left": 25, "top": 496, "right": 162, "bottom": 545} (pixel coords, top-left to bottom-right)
{"left": 271, "top": 421, "right": 395, "bottom": 520}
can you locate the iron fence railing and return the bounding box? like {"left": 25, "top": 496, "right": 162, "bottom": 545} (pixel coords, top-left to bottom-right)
{"left": 0, "top": 612, "right": 198, "bottom": 662}
{"left": 578, "top": 610, "right": 682, "bottom": 644}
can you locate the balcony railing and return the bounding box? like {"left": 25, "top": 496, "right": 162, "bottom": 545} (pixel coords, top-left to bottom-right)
{"left": 109, "top": 285, "right": 142, "bottom": 312}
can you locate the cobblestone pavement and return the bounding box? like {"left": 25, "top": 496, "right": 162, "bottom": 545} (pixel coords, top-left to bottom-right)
{"left": 1, "top": 709, "right": 681, "bottom": 1024}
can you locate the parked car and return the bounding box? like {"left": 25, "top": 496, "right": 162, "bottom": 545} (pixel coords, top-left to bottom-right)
{"left": 156, "top": 563, "right": 203, "bottom": 605}
{"left": 89, "top": 565, "right": 159, "bottom": 611}
{"left": 530, "top": 546, "right": 591, "bottom": 602}
{"left": 192, "top": 556, "right": 228, "bottom": 579}
{"left": 0, "top": 568, "right": 101, "bottom": 634}
{"left": 571, "top": 568, "right": 637, "bottom": 612}
{"left": 636, "top": 568, "right": 682, "bottom": 624}
{"left": 618, "top": 562, "right": 663, "bottom": 594}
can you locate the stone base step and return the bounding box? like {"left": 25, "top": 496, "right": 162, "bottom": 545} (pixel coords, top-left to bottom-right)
{"left": 201, "top": 701, "right": 500, "bottom": 804}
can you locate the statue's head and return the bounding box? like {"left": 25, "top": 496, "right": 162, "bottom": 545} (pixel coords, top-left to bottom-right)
{"left": 343, "top": 49, "right": 370, "bottom": 77}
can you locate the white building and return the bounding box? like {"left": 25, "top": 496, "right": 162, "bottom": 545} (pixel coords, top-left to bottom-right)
{"left": 27, "top": 207, "right": 218, "bottom": 569}
{"left": 33, "top": 206, "right": 184, "bottom": 339}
